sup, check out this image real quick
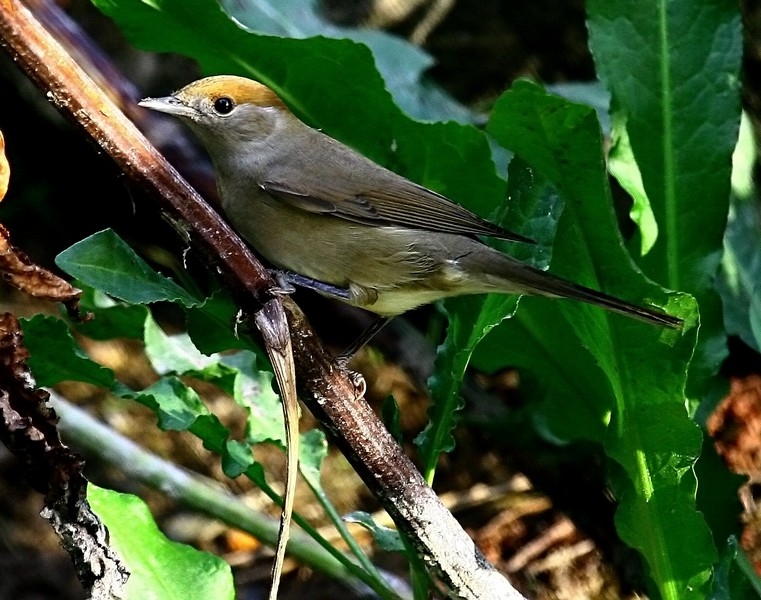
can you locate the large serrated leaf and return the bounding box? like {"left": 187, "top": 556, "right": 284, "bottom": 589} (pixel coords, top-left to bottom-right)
{"left": 587, "top": 0, "right": 741, "bottom": 401}
{"left": 481, "top": 80, "right": 713, "bottom": 599}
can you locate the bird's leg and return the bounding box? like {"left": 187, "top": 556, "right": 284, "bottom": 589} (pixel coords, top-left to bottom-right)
{"left": 337, "top": 316, "right": 393, "bottom": 364}
{"left": 269, "top": 270, "right": 351, "bottom": 300}
{"left": 269, "top": 270, "right": 389, "bottom": 362}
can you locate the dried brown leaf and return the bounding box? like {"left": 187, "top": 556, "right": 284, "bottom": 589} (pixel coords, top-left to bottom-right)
{"left": 707, "top": 374, "right": 761, "bottom": 477}
{"left": 0, "top": 223, "right": 81, "bottom": 302}
{"left": 0, "top": 131, "right": 8, "bottom": 201}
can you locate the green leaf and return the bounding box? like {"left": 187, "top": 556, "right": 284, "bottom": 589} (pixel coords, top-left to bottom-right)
{"left": 587, "top": 0, "right": 742, "bottom": 398}
{"left": 718, "top": 198, "right": 761, "bottom": 353}
{"left": 416, "top": 155, "right": 561, "bottom": 480}
{"left": 128, "top": 376, "right": 258, "bottom": 480}
{"left": 344, "top": 512, "right": 405, "bottom": 553}
{"left": 299, "top": 428, "right": 329, "bottom": 489}
{"left": 75, "top": 286, "right": 149, "bottom": 340}
{"left": 546, "top": 81, "right": 612, "bottom": 134}
{"left": 55, "top": 229, "right": 199, "bottom": 307}
{"left": 145, "top": 304, "right": 285, "bottom": 446}
{"left": 607, "top": 114, "right": 658, "bottom": 256}
{"left": 186, "top": 291, "right": 254, "bottom": 355}
{"left": 88, "top": 485, "right": 234, "bottom": 600}
{"left": 611, "top": 406, "right": 713, "bottom": 595}
{"left": 20, "top": 315, "right": 115, "bottom": 388}
{"left": 132, "top": 376, "right": 209, "bottom": 431}
{"left": 473, "top": 307, "right": 611, "bottom": 442}
{"left": 482, "top": 80, "right": 713, "bottom": 599}
{"left": 143, "top": 315, "right": 217, "bottom": 375}
{"left": 730, "top": 113, "right": 756, "bottom": 202}
{"left": 139, "top": 309, "right": 285, "bottom": 476}
{"left": 219, "top": 351, "right": 286, "bottom": 447}
{"left": 709, "top": 536, "right": 761, "bottom": 599}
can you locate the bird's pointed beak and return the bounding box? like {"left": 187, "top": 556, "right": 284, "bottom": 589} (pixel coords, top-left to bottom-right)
{"left": 138, "top": 95, "right": 199, "bottom": 119}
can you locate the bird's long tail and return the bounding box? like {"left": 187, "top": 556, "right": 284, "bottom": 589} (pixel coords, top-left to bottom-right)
{"left": 465, "top": 250, "right": 683, "bottom": 329}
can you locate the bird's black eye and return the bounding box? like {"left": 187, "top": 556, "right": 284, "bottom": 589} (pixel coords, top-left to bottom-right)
{"left": 213, "top": 96, "right": 234, "bottom": 115}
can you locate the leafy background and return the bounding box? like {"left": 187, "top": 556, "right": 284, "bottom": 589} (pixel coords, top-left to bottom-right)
{"left": 0, "top": 0, "right": 759, "bottom": 599}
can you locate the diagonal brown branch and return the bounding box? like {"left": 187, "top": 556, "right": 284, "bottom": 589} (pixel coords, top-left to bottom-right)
{"left": 0, "top": 1, "right": 525, "bottom": 598}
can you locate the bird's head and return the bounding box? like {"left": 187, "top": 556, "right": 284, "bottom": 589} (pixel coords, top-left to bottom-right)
{"left": 139, "top": 75, "right": 293, "bottom": 155}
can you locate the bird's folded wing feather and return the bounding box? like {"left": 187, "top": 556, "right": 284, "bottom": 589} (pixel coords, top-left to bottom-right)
{"left": 260, "top": 179, "right": 535, "bottom": 244}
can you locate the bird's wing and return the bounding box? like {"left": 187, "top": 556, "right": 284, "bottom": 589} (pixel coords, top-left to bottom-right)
{"left": 260, "top": 178, "right": 535, "bottom": 244}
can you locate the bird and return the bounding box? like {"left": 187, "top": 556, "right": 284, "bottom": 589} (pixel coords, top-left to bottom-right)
{"left": 138, "top": 76, "right": 682, "bottom": 600}
{"left": 138, "top": 75, "right": 682, "bottom": 329}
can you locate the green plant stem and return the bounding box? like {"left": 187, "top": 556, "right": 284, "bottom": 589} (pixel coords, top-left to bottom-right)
{"left": 51, "top": 394, "right": 406, "bottom": 600}
{"left": 302, "top": 476, "right": 385, "bottom": 584}
{"left": 215, "top": 461, "right": 407, "bottom": 599}
{"left": 734, "top": 541, "right": 761, "bottom": 596}
{"left": 400, "top": 532, "right": 432, "bottom": 600}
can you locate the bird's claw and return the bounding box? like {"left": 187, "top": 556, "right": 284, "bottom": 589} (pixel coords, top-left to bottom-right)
{"left": 349, "top": 369, "right": 367, "bottom": 401}
{"left": 268, "top": 270, "right": 297, "bottom": 296}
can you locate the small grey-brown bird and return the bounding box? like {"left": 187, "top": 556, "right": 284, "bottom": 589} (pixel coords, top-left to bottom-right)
{"left": 139, "top": 75, "right": 681, "bottom": 329}
{"left": 139, "top": 75, "right": 682, "bottom": 600}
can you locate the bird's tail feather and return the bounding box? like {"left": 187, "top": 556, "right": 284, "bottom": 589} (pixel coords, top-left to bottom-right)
{"left": 472, "top": 253, "right": 683, "bottom": 329}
